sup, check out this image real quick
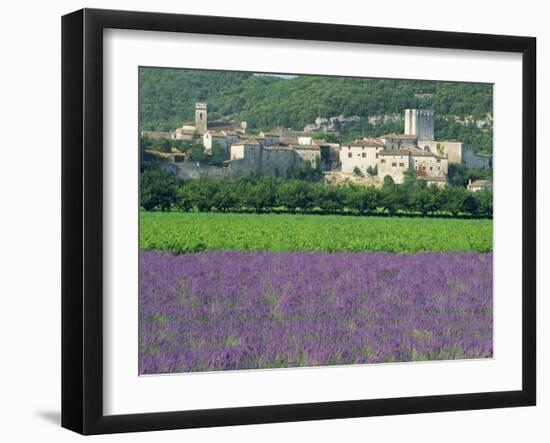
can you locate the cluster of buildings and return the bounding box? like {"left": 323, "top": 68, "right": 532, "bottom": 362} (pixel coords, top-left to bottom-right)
{"left": 142, "top": 103, "right": 493, "bottom": 189}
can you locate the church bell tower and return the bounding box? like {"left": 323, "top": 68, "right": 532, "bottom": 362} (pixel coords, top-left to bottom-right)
{"left": 195, "top": 102, "right": 207, "bottom": 132}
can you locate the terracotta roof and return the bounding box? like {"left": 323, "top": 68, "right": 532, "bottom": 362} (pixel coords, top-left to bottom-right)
{"left": 268, "top": 127, "right": 286, "bottom": 135}
{"left": 278, "top": 137, "right": 299, "bottom": 145}
{"left": 175, "top": 128, "right": 196, "bottom": 134}
{"left": 287, "top": 130, "right": 339, "bottom": 137}
{"left": 291, "top": 144, "right": 321, "bottom": 151}
{"left": 263, "top": 146, "right": 294, "bottom": 151}
{"left": 342, "top": 138, "right": 385, "bottom": 147}
{"left": 205, "top": 131, "right": 229, "bottom": 137}
{"left": 380, "top": 133, "right": 418, "bottom": 140}
{"left": 407, "top": 147, "right": 446, "bottom": 158}
{"left": 378, "top": 149, "right": 411, "bottom": 156}
{"left": 469, "top": 180, "right": 492, "bottom": 187}
{"left": 239, "top": 134, "right": 264, "bottom": 140}
{"left": 261, "top": 131, "right": 283, "bottom": 137}
{"left": 233, "top": 138, "right": 261, "bottom": 146}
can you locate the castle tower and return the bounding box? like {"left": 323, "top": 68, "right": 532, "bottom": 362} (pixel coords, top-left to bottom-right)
{"left": 404, "top": 109, "right": 434, "bottom": 140}
{"left": 195, "top": 102, "right": 207, "bottom": 132}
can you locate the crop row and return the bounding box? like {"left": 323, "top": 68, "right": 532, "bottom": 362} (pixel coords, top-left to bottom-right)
{"left": 140, "top": 211, "right": 493, "bottom": 254}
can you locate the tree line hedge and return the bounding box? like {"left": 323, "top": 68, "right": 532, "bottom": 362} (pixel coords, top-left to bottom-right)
{"left": 141, "top": 168, "right": 492, "bottom": 218}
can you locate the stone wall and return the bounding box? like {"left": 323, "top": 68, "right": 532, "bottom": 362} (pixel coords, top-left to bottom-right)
{"left": 161, "top": 162, "right": 238, "bottom": 180}
{"left": 378, "top": 153, "right": 410, "bottom": 183}
{"left": 203, "top": 133, "right": 238, "bottom": 154}
{"left": 411, "top": 155, "right": 448, "bottom": 178}
{"left": 420, "top": 140, "right": 464, "bottom": 164}
{"left": 340, "top": 145, "right": 379, "bottom": 174}
{"left": 228, "top": 144, "right": 298, "bottom": 176}
{"left": 463, "top": 148, "right": 492, "bottom": 169}
{"left": 420, "top": 140, "right": 492, "bottom": 169}
{"left": 261, "top": 149, "right": 297, "bottom": 176}
{"left": 294, "top": 146, "right": 321, "bottom": 165}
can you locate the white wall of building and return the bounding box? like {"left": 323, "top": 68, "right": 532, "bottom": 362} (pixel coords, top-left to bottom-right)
{"left": 340, "top": 145, "right": 381, "bottom": 173}
{"left": 411, "top": 155, "right": 448, "bottom": 178}
{"left": 378, "top": 153, "right": 410, "bottom": 183}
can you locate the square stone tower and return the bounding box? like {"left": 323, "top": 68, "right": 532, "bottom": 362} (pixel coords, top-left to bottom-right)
{"left": 195, "top": 102, "right": 207, "bottom": 132}
{"left": 404, "top": 109, "right": 434, "bottom": 140}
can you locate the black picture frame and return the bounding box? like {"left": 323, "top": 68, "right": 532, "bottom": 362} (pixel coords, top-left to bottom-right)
{"left": 61, "top": 8, "right": 536, "bottom": 435}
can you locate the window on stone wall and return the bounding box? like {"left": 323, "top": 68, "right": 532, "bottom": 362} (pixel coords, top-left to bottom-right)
{"left": 399, "top": 163, "right": 404, "bottom": 167}
{"left": 392, "top": 162, "right": 397, "bottom": 167}
{"left": 381, "top": 159, "right": 386, "bottom": 163}
{"left": 362, "top": 153, "right": 366, "bottom": 158}
{"left": 348, "top": 152, "right": 352, "bottom": 158}
{"left": 430, "top": 166, "right": 433, "bottom": 171}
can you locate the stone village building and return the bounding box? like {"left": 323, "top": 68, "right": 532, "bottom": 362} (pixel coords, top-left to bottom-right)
{"left": 142, "top": 103, "right": 492, "bottom": 187}
{"left": 339, "top": 108, "right": 491, "bottom": 186}
{"left": 467, "top": 179, "right": 493, "bottom": 192}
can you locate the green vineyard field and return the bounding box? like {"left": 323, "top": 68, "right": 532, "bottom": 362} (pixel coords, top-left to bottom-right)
{"left": 140, "top": 211, "right": 493, "bottom": 254}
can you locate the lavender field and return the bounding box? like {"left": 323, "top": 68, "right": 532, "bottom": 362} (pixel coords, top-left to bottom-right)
{"left": 139, "top": 250, "right": 492, "bottom": 374}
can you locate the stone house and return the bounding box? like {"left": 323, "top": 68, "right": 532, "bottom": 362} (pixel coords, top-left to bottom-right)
{"left": 228, "top": 139, "right": 297, "bottom": 176}
{"left": 374, "top": 146, "right": 448, "bottom": 184}
{"left": 409, "top": 147, "right": 448, "bottom": 179}
{"left": 291, "top": 144, "right": 321, "bottom": 165}
{"left": 377, "top": 149, "right": 412, "bottom": 183}
{"left": 467, "top": 179, "right": 493, "bottom": 192}
{"left": 340, "top": 139, "right": 385, "bottom": 174}
{"left": 230, "top": 138, "right": 262, "bottom": 161}
{"left": 203, "top": 130, "right": 239, "bottom": 155}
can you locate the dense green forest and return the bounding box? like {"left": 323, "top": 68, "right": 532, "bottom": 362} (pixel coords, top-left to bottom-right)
{"left": 139, "top": 68, "right": 493, "bottom": 154}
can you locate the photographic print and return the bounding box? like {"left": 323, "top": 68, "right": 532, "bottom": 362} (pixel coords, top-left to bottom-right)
{"left": 138, "top": 67, "right": 494, "bottom": 375}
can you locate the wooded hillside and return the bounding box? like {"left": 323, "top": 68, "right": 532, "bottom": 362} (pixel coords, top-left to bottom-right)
{"left": 139, "top": 68, "right": 493, "bottom": 154}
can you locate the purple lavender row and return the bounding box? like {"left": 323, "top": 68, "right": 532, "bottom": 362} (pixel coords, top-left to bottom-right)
{"left": 139, "top": 251, "right": 492, "bottom": 374}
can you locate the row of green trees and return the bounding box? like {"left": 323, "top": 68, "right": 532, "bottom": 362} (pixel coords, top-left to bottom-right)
{"left": 141, "top": 168, "right": 492, "bottom": 218}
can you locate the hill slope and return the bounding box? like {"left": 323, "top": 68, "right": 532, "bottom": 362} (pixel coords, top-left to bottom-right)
{"left": 139, "top": 68, "right": 493, "bottom": 154}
